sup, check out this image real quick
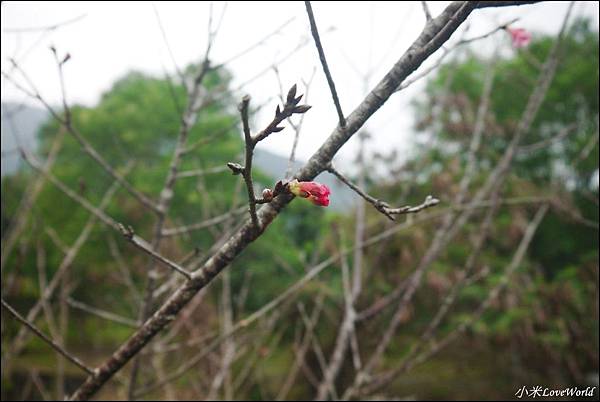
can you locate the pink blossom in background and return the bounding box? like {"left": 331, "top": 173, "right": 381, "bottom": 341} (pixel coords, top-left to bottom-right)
{"left": 507, "top": 27, "right": 532, "bottom": 48}
{"left": 288, "top": 180, "right": 331, "bottom": 207}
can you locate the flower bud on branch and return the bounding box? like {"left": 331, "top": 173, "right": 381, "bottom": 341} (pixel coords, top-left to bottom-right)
{"left": 288, "top": 179, "right": 331, "bottom": 207}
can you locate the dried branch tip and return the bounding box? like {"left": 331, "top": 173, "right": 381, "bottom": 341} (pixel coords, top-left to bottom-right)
{"left": 287, "top": 84, "right": 297, "bottom": 103}
{"left": 250, "top": 85, "right": 312, "bottom": 144}
{"left": 118, "top": 223, "right": 135, "bottom": 239}
{"left": 238, "top": 95, "right": 251, "bottom": 112}
{"left": 227, "top": 162, "right": 244, "bottom": 175}
{"left": 273, "top": 179, "right": 288, "bottom": 197}
{"left": 424, "top": 195, "right": 440, "bottom": 206}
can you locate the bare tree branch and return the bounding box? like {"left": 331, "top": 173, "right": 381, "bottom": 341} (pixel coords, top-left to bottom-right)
{"left": 518, "top": 122, "right": 578, "bottom": 154}
{"left": 239, "top": 95, "right": 260, "bottom": 228}
{"left": 20, "top": 149, "right": 120, "bottom": 230}
{"left": 175, "top": 165, "right": 229, "bottom": 179}
{"left": 315, "top": 135, "right": 368, "bottom": 400}
{"left": 395, "top": 20, "right": 516, "bottom": 92}
{"left": 118, "top": 224, "right": 193, "bottom": 280}
{"left": 305, "top": 1, "right": 346, "bottom": 128}
{"left": 276, "top": 294, "right": 325, "bottom": 400}
{"left": 421, "top": 1, "right": 433, "bottom": 21}
{"left": 326, "top": 163, "right": 439, "bottom": 220}
{"left": 3, "top": 13, "right": 87, "bottom": 33}
{"left": 232, "top": 88, "right": 312, "bottom": 228}
{"left": 1, "top": 299, "right": 94, "bottom": 375}
{"left": 3, "top": 60, "right": 160, "bottom": 214}
{"left": 66, "top": 298, "right": 138, "bottom": 328}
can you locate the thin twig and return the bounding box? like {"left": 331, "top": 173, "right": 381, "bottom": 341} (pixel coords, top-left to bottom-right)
{"left": 20, "top": 149, "right": 120, "bottom": 230}
{"left": 394, "top": 189, "right": 502, "bottom": 375}
{"left": 276, "top": 294, "right": 325, "bottom": 400}
{"left": 118, "top": 224, "right": 192, "bottom": 280}
{"left": 152, "top": 3, "right": 184, "bottom": 83}
{"left": 421, "top": 1, "right": 433, "bottom": 21}
{"left": 3, "top": 13, "right": 87, "bottom": 33}
{"left": 239, "top": 96, "right": 259, "bottom": 228}
{"left": 127, "top": 11, "right": 219, "bottom": 394}
{"left": 275, "top": 67, "right": 316, "bottom": 178}
{"left": 233, "top": 87, "right": 312, "bottom": 227}
{"left": 212, "top": 17, "right": 296, "bottom": 70}
{"left": 4, "top": 60, "right": 160, "bottom": 213}
{"left": 326, "top": 163, "right": 439, "bottom": 220}
{"left": 107, "top": 235, "right": 143, "bottom": 305}
{"left": 574, "top": 125, "right": 599, "bottom": 165}
{"left": 2, "top": 299, "right": 94, "bottom": 375}
{"left": 161, "top": 206, "right": 247, "bottom": 237}
{"left": 315, "top": 138, "right": 367, "bottom": 399}
{"left": 30, "top": 370, "right": 51, "bottom": 401}
{"left": 44, "top": 226, "right": 69, "bottom": 255}
{"left": 66, "top": 298, "right": 139, "bottom": 328}
{"left": 395, "top": 19, "right": 517, "bottom": 93}
{"left": 175, "top": 165, "right": 229, "bottom": 179}
{"left": 518, "top": 122, "right": 578, "bottom": 153}
{"left": 305, "top": 1, "right": 346, "bottom": 128}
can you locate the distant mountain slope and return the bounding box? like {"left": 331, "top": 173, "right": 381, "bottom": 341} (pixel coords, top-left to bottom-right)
{"left": 1, "top": 102, "right": 355, "bottom": 211}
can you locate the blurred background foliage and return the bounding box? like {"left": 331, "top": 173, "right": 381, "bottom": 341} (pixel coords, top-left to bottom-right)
{"left": 1, "top": 18, "right": 598, "bottom": 401}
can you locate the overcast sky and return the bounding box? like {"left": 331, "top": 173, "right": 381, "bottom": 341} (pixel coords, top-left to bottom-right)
{"left": 2, "top": 1, "right": 598, "bottom": 170}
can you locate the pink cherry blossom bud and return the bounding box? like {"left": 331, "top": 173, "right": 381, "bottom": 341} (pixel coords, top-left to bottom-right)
{"left": 507, "top": 27, "right": 531, "bottom": 48}
{"left": 288, "top": 179, "right": 330, "bottom": 207}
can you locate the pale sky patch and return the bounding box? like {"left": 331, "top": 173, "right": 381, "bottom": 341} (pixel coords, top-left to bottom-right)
{"left": 2, "top": 1, "right": 597, "bottom": 171}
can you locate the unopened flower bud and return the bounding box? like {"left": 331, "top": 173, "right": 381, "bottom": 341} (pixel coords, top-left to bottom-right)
{"left": 288, "top": 179, "right": 330, "bottom": 207}
{"left": 262, "top": 188, "right": 273, "bottom": 201}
